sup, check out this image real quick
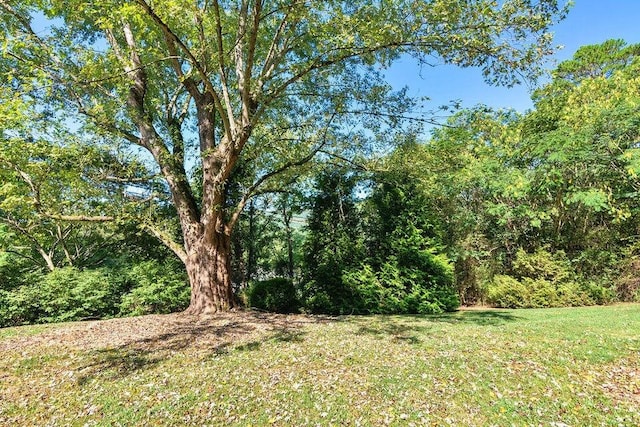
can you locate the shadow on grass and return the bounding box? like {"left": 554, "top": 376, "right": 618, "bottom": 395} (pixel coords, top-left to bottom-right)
{"left": 233, "top": 329, "right": 306, "bottom": 353}
{"left": 351, "top": 309, "right": 522, "bottom": 344}
{"left": 75, "top": 311, "right": 329, "bottom": 384}
{"left": 427, "top": 309, "right": 523, "bottom": 326}
{"left": 76, "top": 348, "right": 165, "bottom": 385}
{"left": 356, "top": 321, "right": 429, "bottom": 344}
{"left": 74, "top": 309, "right": 520, "bottom": 383}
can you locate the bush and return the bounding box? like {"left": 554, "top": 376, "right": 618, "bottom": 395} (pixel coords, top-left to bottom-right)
{"left": 302, "top": 239, "right": 459, "bottom": 315}
{"left": 119, "top": 260, "right": 189, "bottom": 316}
{"left": 526, "top": 278, "right": 562, "bottom": 308}
{"left": 616, "top": 258, "right": 640, "bottom": 302}
{"left": 0, "top": 282, "right": 41, "bottom": 326}
{"left": 487, "top": 248, "right": 614, "bottom": 309}
{"left": 0, "top": 252, "right": 33, "bottom": 292}
{"left": 512, "top": 248, "right": 573, "bottom": 283}
{"left": 300, "top": 268, "right": 360, "bottom": 315}
{"left": 0, "top": 267, "right": 125, "bottom": 326}
{"left": 582, "top": 280, "right": 616, "bottom": 305}
{"left": 39, "top": 267, "right": 123, "bottom": 322}
{"left": 0, "top": 259, "right": 190, "bottom": 326}
{"left": 487, "top": 275, "right": 530, "bottom": 308}
{"left": 421, "top": 285, "right": 461, "bottom": 313}
{"left": 487, "top": 272, "right": 612, "bottom": 309}
{"left": 340, "top": 255, "right": 459, "bottom": 315}
{"left": 341, "top": 265, "right": 384, "bottom": 313}
{"left": 301, "top": 287, "right": 335, "bottom": 314}
{"left": 245, "top": 278, "right": 299, "bottom": 313}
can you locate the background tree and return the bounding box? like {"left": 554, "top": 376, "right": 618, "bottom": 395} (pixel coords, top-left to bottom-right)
{"left": 302, "top": 168, "right": 365, "bottom": 314}
{"left": 231, "top": 191, "right": 305, "bottom": 289}
{"left": 352, "top": 142, "right": 458, "bottom": 314}
{"left": 414, "top": 40, "right": 640, "bottom": 306}
{"left": 518, "top": 39, "right": 640, "bottom": 299}
{"left": 0, "top": 88, "right": 127, "bottom": 271}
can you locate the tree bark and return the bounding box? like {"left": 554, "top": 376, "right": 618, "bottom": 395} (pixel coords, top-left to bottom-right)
{"left": 183, "top": 231, "right": 236, "bottom": 314}
{"left": 247, "top": 200, "right": 257, "bottom": 283}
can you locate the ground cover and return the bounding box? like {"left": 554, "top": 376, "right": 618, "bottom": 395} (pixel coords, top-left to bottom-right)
{"left": 0, "top": 305, "right": 638, "bottom": 426}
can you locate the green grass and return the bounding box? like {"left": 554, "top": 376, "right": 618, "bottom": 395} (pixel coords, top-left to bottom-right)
{"left": 1, "top": 305, "right": 639, "bottom": 426}
{"left": 0, "top": 322, "right": 64, "bottom": 339}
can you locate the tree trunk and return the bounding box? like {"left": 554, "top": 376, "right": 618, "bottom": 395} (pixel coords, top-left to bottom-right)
{"left": 183, "top": 232, "right": 236, "bottom": 314}
{"left": 247, "top": 200, "right": 257, "bottom": 282}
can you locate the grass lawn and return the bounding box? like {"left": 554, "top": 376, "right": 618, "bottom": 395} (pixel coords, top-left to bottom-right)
{"left": 0, "top": 304, "right": 638, "bottom": 426}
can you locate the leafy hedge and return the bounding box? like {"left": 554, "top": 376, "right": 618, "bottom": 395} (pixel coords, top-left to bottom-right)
{"left": 487, "top": 249, "right": 616, "bottom": 308}
{"left": 0, "top": 267, "right": 124, "bottom": 325}
{"left": 119, "top": 261, "right": 189, "bottom": 316}
{"left": 341, "top": 253, "right": 459, "bottom": 315}
{"left": 303, "top": 248, "right": 459, "bottom": 315}
{"left": 0, "top": 260, "right": 189, "bottom": 327}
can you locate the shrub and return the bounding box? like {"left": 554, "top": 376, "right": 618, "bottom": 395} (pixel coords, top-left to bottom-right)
{"left": 341, "top": 265, "right": 383, "bottom": 314}
{"left": 487, "top": 273, "right": 610, "bottom": 309}
{"left": 525, "top": 278, "right": 561, "bottom": 308}
{"left": 301, "top": 287, "right": 334, "bottom": 314}
{"left": 0, "top": 289, "right": 7, "bottom": 320}
{"left": 245, "top": 277, "right": 300, "bottom": 313}
{"left": 119, "top": 260, "right": 189, "bottom": 316}
{"left": 616, "top": 258, "right": 640, "bottom": 302}
{"left": 340, "top": 255, "right": 459, "bottom": 315}
{"left": 0, "top": 267, "right": 124, "bottom": 326}
{"left": 487, "top": 248, "right": 614, "bottom": 309}
{"left": 424, "top": 285, "right": 461, "bottom": 313}
{"left": 0, "top": 283, "right": 41, "bottom": 326}
{"left": 487, "top": 275, "right": 530, "bottom": 308}
{"left": 512, "top": 248, "right": 572, "bottom": 283}
{"left": 0, "top": 259, "right": 190, "bottom": 326}
{"left": 581, "top": 280, "right": 616, "bottom": 305}
{"left": 38, "top": 267, "right": 120, "bottom": 322}
{"left": 0, "top": 252, "right": 33, "bottom": 292}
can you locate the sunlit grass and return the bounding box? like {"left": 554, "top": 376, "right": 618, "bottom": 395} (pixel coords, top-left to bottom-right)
{"left": 0, "top": 322, "right": 63, "bottom": 339}
{"left": 1, "top": 305, "right": 638, "bottom": 426}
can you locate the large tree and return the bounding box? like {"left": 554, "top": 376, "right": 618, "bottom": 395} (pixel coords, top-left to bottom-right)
{"left": 0, "top": 0, "right": 568, "bottom": 314}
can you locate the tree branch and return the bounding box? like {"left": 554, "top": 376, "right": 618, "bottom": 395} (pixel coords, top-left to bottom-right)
{"left": 134, "top": 0, "right": 231, "bottom": 137}
{"left": 44, "top": 214, "right": 115, "bottom": 222}
{"left": 227, "top": 111, "right": 337, "bottom": 231}
{"left": 140, "top": 223, "right": 187, "bottom": 263}
{"left": 263, "top": 41, "right": 413, "bottom": 108}
{"left": 211, "top": 0, "right": 237, "bottom": 139}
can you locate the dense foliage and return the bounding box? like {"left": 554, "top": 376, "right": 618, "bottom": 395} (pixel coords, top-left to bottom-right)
{"left": 301, "top": 170, "right": 367, "bottom": 314}
{"left": 244, "top": 278, "right": 300, "bottom": 314}
{"left": 299, "top": 162, "right": 459, "bottom": 315}
{"left": 299, "top": 40, "right": 640, "bottom": 311}
{"left": 2, "top": 36, "right": 640, "bottom": 322}
{"left": 0, "top": 226, "right": 189, "bottom": 326}
{"left": 422, "top": 40, "right": 640, "bottom": 307}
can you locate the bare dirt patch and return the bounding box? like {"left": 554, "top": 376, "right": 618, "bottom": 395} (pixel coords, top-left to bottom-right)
{"left": 0, "top": 311, "right": 334, "bottom": 355}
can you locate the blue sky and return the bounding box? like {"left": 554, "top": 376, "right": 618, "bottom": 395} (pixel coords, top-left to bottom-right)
{"left": 384, "top": 0, "right": 640, "bottom": 114}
